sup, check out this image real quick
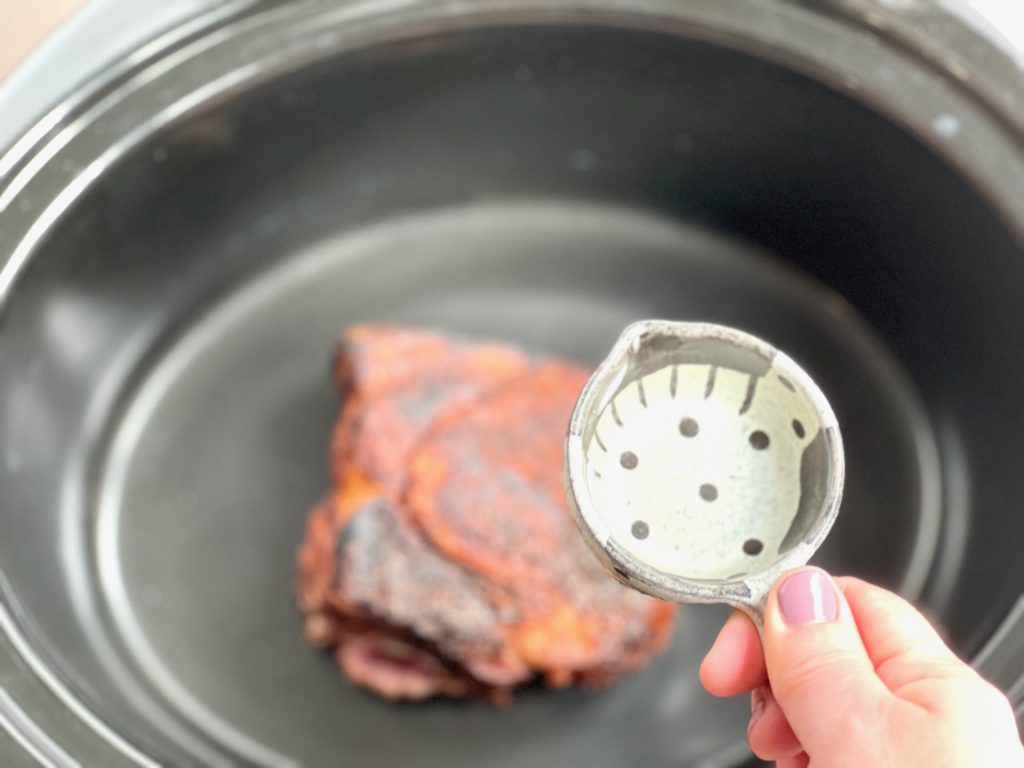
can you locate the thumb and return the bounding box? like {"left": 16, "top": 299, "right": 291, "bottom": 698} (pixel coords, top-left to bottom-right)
{"left": 762, "top": 567, "right": 889, "bottom": 757}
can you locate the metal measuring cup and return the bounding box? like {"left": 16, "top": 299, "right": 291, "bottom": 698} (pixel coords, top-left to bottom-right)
{"left": 566, "top": 320, "right": 844, "bottom": 629}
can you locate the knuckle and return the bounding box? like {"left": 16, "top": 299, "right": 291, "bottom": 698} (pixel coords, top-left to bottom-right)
{"left": 774, "top": 647, "right": 866, "bottom": 702}
{"left": 884, "top": 652, "right": 973, "bottom": 699}
{"left": 922, "top": 654, "right": 974, "bottom": 681}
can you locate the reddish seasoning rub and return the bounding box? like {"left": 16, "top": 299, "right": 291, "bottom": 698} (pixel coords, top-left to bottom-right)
{"left": 296, "top": 326, "right": 676, "bottom": 704}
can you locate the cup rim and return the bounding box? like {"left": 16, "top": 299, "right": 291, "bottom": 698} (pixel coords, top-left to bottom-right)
{"left": 565, "top": 319, "right": 846, "bottom": 613}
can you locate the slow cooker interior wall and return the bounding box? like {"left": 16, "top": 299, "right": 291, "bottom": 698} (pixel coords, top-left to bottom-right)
{"left": 1, "top": 23, "right": 1022, "bottom": 747}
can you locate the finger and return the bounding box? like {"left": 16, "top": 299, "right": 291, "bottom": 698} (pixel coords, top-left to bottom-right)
{"left": 699, "top": 610, "right": 767, "bottom": 697}
{"left": 763, "top": 567, "right": 889, "bottom": 758}
{"left": 836, "top": 577, "right": 971, "bottom": 695}
{"left": 777, "top": 752, "right": 810, "bottom": 768}
{"left": 839, "top": 578, "right": 1020, "bottom": 738}
{"left": 746, "top": 685, "right": 803, "bottom": 761}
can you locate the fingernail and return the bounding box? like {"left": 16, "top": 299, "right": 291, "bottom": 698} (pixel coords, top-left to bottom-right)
{"left": 778, "top": 568, "right": 838, "bottom": 626}
{"left": 747, "top": 687, "right": 767, "bottom": 739}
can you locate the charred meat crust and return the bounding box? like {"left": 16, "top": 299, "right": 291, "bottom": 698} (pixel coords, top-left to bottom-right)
{"left": 296, "top": 326, "right": 676, "bottom": 702}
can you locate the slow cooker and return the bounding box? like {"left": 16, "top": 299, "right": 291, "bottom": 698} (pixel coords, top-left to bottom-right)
{"left": 1, "top": 1, "right": 1022, "bottom": 765}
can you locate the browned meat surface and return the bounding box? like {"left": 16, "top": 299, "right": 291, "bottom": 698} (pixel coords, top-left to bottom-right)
{"left": 296, "top": 326, "right": 676, "bottom": 703}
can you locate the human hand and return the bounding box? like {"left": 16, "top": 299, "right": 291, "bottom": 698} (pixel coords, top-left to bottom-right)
{"left": 700, "top": 567, "right": 1024, "bottom": 767}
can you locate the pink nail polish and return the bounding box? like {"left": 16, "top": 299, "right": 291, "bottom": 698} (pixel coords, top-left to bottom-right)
{"left": 778, "top": 569, "right": 838, "bottom": 625}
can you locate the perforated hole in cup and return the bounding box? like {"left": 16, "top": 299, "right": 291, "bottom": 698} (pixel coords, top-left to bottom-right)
{"left": 579, "top": 343, "right": 835, "bottom": 584}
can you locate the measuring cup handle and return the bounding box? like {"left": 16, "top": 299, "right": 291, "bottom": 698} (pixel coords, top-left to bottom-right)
{"left": 735, "top": 594, "right": 767, "bottom": 637}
